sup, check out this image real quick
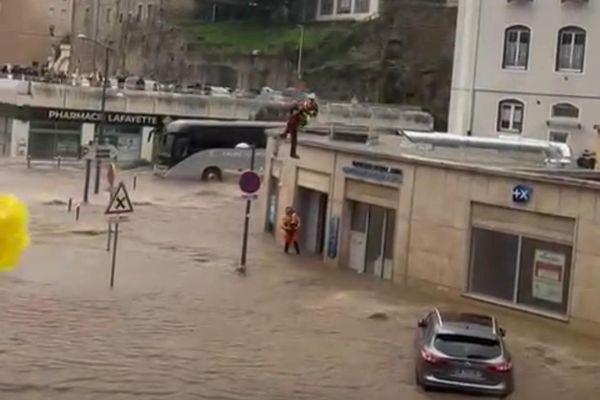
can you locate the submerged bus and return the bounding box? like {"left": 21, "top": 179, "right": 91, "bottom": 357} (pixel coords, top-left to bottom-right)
{"left": 153, "top": 119, "right": 285, "bottom": 180}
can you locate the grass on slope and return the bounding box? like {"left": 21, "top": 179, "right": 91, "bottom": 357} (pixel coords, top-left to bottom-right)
{"left": 180, "top": 21, "right": 350, "bottom": 56}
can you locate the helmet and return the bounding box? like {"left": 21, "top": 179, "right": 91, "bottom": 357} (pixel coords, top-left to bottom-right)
{"left": 307, "top": 93, "right": 316, "bottom": 100}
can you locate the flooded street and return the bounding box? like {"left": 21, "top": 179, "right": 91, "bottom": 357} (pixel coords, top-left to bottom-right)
{"left": 1, "top": 162, "right": 599, "bottom": 399}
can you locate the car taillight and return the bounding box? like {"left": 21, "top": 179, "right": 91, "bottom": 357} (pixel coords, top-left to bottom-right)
{"left": 489, "top": 361, "right": 512, "bottom": 372}
{"left": 421, "top": 349, "right": 445, "bottom": 364}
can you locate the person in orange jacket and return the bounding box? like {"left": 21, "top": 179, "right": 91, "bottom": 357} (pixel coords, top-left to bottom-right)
{"left": 280, "top": 93, "right": 319, "bottom": 159}
{"left": 281, "top": 206, "right": 301, "bottom": 254}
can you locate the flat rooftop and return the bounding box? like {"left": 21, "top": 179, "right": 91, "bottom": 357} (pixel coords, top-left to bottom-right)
{"left": 269, "top": 130, "right": 600, "bottom": 190}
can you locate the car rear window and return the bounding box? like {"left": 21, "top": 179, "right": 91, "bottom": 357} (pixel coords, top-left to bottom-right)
{"left": 433, "top": 334, "right": 501, "bottom": 360}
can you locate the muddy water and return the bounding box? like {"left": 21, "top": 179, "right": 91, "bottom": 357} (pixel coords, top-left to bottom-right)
{"left": 1, "top": 164, "right": 599, "bottom": 399}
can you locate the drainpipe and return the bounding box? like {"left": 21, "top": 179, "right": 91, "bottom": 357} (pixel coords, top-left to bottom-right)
{"left": 467, "top": 0, "right": 483, "bottom": 136}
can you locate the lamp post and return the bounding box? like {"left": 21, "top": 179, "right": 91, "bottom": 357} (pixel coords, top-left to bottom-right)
{"left": 297, "top": 24, "right": 305, "bottom": 81}
{"left": 77, "top": 34, "right": 112, "bottom": 195}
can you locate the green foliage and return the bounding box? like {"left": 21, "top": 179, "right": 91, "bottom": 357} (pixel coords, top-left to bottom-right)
{"left": 180, "top": 21, "right": 350, "bottom": 58}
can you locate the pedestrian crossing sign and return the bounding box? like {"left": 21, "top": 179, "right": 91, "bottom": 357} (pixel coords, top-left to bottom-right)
{"left": 105, "top": 182, "right": 134, "bottom": 215}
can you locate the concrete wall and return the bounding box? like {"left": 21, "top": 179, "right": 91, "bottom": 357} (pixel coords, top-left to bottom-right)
{"left": 449, "top": 0, "right": 600, "bottom": 154}
{"left": 266, "top": 136, "right": 600, "bottom": 332}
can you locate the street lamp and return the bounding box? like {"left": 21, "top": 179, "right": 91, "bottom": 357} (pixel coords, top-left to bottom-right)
{"left": 296, "top": 25, "right": 305, "bottom": 81}
{"left": 77, "top": 34, "right": 113, "bottom": 195}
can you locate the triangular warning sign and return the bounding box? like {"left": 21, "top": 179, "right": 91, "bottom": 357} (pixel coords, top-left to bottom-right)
{"left": 105, "top": 182, "right": 134, "bottom": 215}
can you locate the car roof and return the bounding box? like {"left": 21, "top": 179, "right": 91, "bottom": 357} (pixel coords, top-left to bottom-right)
{"left": 432, "top": 310, "right": 500, "bottom": 340}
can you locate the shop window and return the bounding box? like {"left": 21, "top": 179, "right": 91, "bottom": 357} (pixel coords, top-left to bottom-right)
{"left": 470, "top": 228, "right": 519, "bottom": 302}
{"left": 469, "top": 227, "right": 572, "bottom": 315}
{"left": 351, "top": 201, "right": 368, "bottom": 233}
{"left": 517, "top": 238, "right": 572, "bottom": 315}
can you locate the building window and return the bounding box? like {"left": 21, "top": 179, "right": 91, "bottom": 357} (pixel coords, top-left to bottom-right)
{"left": 337, "top": 0, "right": 352, "bottom": 13}
{"left": 137, "top": 3, "right": 143, "bottom": 21}
{"left": 503, "top": 25, "right": 530, "bottom": 69}
{"left": 147, "top": 4, "right": 154, "bottom": 20}
{"left": 497, "top": 99, "right": 524, "bottom": 133}
{"left": 119, "top": 12, "right": 124, "bottom": 23}
{"left": 320, "top": 0, "right": 334, "bottom": 15}
{"left": 106, "top": 7, "right": 112, "bottom": 24}
{"left": 552, "top": 103, "right": 579, "bottom": 119}
{"left": 556, "top": 26, "right": 586, "bottom": 72}
{"left": 469, "top": 227, "right": 572, "bottom": 315}
{"left": 549, "top": 131, "right": 569, "bottom": 143}
{"left": 354, "top": 0, "right": 370, "bottom": 12}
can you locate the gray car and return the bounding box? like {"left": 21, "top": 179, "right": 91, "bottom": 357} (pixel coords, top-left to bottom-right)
{"left": 414, "top": 309, "right": 514, "bottom": 398}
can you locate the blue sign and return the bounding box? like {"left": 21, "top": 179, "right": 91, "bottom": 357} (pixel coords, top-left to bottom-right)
{"left": 512, "top": 184, "right": 532, "bottom": 203}
{"left": 327, "top": 216, "right": 340, "bottom": 259}
{"left": 342, "top": 161, "right": 403, "bottom": 184}
{"left": 239, "top": 171, "right": 261, "bottom": 194}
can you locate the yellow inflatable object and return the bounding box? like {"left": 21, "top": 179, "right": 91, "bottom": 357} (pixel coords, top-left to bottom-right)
{"left": 0, "top": 194, "right": 29, "bottom": 271}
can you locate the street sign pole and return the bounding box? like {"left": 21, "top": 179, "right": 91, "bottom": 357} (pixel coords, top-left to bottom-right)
{"left": 83, "top": 159, "right": 91, "bottom": 204}
{"left": 110, "top": 222, "right": 119, "bottom": 288}
{"left": 240, "top": 146, "right": 257, "bottom": 269}
{"left": 105, "top": 182, "right": 133, "bottom": 288}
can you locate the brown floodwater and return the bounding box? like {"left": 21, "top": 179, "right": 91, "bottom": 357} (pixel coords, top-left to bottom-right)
{"left": 0, "top": 162, "right": 599, "bottom": 399}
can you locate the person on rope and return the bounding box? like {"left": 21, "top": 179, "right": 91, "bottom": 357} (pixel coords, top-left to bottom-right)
{"left": 281, "top": 93, "right": 319, "bottom": 159}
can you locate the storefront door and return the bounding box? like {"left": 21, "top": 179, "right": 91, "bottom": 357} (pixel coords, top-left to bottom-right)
{"left": 349, "top": 201, "right": 396, "bottom": 280}
{"left": 296, "top": 187, "right": 328, "bottom": 254}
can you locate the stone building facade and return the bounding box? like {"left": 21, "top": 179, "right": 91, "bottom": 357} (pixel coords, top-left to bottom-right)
{"left": 0, "top": 0, "right": 74, "bottom": 66}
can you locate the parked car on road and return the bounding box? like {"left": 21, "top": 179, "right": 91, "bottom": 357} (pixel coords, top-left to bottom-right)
{"left": 414, "top": 309, "right": 514, "bottom": 398}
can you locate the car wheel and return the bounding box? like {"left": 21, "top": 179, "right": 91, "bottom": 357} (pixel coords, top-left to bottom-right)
{"left": 202, "top": 167, "right": 222, "bottom": 182}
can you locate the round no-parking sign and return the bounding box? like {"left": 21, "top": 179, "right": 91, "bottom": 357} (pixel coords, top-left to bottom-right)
{"left": 239, "top": 171, "right": 261, "bottom": 195}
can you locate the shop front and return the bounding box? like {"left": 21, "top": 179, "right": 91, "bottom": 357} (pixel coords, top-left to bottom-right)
{"left": 25, "top": 107, "right": 160, "bottom": 161}
{"left": 265, "top": 132, "right": 600, "bottom": 333}
{"left": 467, "top": 203, "right": 575, "bottom": 317}
{"left": 343, "top": 162, "right": 403, "bottom": 280}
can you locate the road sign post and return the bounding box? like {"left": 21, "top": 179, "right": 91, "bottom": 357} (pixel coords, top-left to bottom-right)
{"left": 105, "top": 182, "right": 134, "bottom": 288}
{"left": 83, "top": 159, "right": 91, "bottom": 204}
{"left": 239, "top": 146, "right": 260, "bottom": 272}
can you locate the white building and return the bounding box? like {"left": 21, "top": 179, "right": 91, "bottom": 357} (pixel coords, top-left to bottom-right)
{"left": 313, "top": 0, "right": 456, "bottom": 22}
{"left": 449, "top": 0, "right": 598, "bottom": 156}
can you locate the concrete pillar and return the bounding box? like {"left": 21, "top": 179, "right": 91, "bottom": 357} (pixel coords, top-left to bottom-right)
{"left": 448, "top": 0, "right": 482, "bottom": 135}
{"left": 10, "top": 120, "right": 29, "bottom": 157}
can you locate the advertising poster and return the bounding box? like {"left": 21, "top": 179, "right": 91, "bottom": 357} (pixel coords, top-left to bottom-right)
{"left": 532, "top": 249, "right": 565, "bottom": 304}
